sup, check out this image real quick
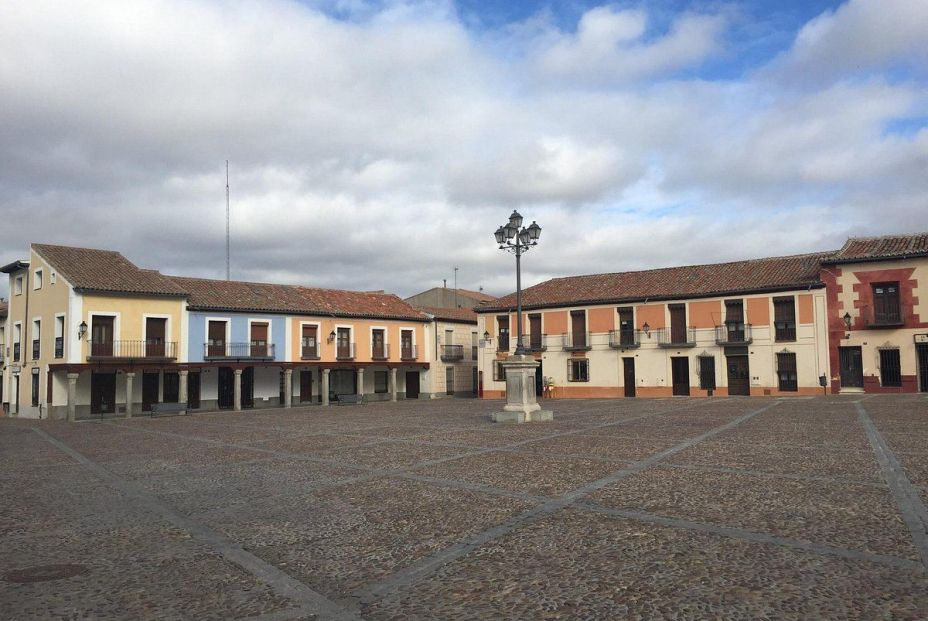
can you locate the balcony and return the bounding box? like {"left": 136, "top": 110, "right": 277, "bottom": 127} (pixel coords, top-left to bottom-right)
{"left": 32, "top": 339, "right": 40, "bottom": 360}
{"left": 400, "top": 345, "right": 418, "bottom": 361}
{"left": 441, "top": 344, "right": 464, "bottom": 361}
{"left": 860, "top": 305, "right": 905, "bottom": 329}
{"left": 563, "top": 332, "right": 592, "bottom": 351}
{"left": 715, "top": 323, "right": 753, "bottom": 346}
{"left": 496, "top": 336, "right": 510, "bottom": 352}
{"left": 301, "top": 345, "right": 320, "bottom": 360}
{"left": 55, "top": 336, "right": 64, "bottom": 359}
{"left": 336, "top": 343, "right": 356, "bottom": 360}
{"left": 203, "top": 342, "right": 273, "bottom": 360}
{"left": 92, "top": 340, "right": 179, "bottom": 360}
{"left": 13, "top": 342, "right": 20, "bottom": 362}
{"left": 608, "top": 329, "right": 641, "bottom": 349}
{"left": 371, "top": 343, "right": 390, "bottom": 360}
{"left": 521, "top": 334, "right": 547, "bottom": 353}
{"left": 774, "top": 321, "right": 796, "bottom": 342}
{"left": 656, "top": 327, "right": 696, "bottom": 348}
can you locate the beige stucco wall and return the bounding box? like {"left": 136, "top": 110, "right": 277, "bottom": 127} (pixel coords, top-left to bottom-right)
{"left": 80, "top": 294, "right": 186, "bottom": 361}
{"left": 288, "top": 316, "right": 426, "bottom": 363}
{"left": 478, "top": 289, "right": 829, "bottom": 399}
{"left": 427, "top": 320, "right": 478, "bottom": 397}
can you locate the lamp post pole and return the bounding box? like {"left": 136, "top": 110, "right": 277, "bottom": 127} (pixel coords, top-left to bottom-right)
{"left": 514, "top": 231, "right": 524, "bottom": 355}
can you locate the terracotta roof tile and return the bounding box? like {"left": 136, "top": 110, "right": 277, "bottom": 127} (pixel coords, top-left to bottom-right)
{"left": 824, "top": 233, "right": 928, "bottom": 264}
{"left": 169, "top": 275, "right": 428, "bottom": 321}
{"left": 481, "top": 252, "right": 831, "bottom": 312}
{"left": 454, "top": 288, "right": 498, "bottom": 303}
{"left": 32, "top": 244, "right": 186, "bottom": 296}
{"left": 414, "top": 305, "right": 478, "bottom": 324}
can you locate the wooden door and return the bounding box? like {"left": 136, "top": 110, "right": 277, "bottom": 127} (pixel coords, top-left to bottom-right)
{"left": 623, "top": 357, "right": 636, "bottom": 397}
{"left": 218, "top": 367, "right": 234, "bottom": 409}
{"left": 571, "top": 311, "right": 586, "bottom": 347}
{"left": 250, "top": 323, "right": 268, "bottom": 357}
{"left": 670, "top": 305, "right": 686, "bottom": 344}
{"left": 529, "top": 315, "right": 542, "bottom": 349}
{"left": 163, "top": 371, "right": 179, "bottom": 403}
{"left": 142, "top": 372, "right": 159, "bottom": 411}
{"left": 618, "top": 308, "right": 634, "bottom": 346}
{"left": 917, "top": 343, "right": 928, "bottom": 392}
{"left": 188, "top": 372, "right": 201, "bottom": 409}
{"left": 726, "top": 356, "right": 750, "bottom": 396}
{"left": 91, "top": 316, "right": 114, "bottom": 357}
{"left": 146, "top": 318, "right": 166, "bottom": 357}
{"left": 90, "top": 372, "right": 116, "bottom": 414}
{"left": 839, "top": 347, "right": 864, "bottom": 388}
{"left": 671, "top": 357, "right": 690, "bottom": 396}
{"left": 725, "top": 300, "right": 744, "bottom": 342}
{"left": 535, "top": 360, "right": 544, "bottom": 396}
{"left": 242, "top": 367, "right": 254, "bottom": 408}
{"left": 699, "top": 356, "right": 716, "bottom": 391}
{"left": 208, "top": 321, "right": 226, "bottom": 357}
{"left": 301, "top": 325, "right": 318, "bottom": 358}
{"left": 372, "top": 329, "right": 386, "bottom": 359}
{"left": 406, "top": 371, "right": 420, "bottom": 398}
{"left": 300, "top": 370, "right": 313, "bottom": 403}
{"left": 401, "top": 330, "right": 414, "bottom": 359}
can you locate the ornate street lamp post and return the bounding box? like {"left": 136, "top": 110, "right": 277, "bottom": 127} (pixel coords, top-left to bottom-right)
{"left": 491, "top": 211, "right": 552, "bottom": 423}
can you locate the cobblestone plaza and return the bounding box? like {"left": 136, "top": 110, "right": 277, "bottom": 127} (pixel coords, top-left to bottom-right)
{"left": 2, "top": 395, "right": 927, "bottom": 620}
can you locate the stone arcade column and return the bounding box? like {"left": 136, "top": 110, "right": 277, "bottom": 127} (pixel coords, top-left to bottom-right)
{"left": 233, "top": 368, "right": 242, "bottom": 411}
{"left": 67, "top": 372, "right": 79, "bottom": 422}
{"left": 284, "top": 368, "right": 293, "bottom": 408}
{"left": 321, "top": 368, "right": 330, "bottom": 406}
{"left": 357, "top": 367, "right": 365, "bottom": 402}
{"left": 390, "top": 368, "right": 398, "bottom": 402}
{"left": 491, "top": 355, "right": 553, "bottom": 424}
{"left": 179, "top": 369, "right": 188, "bottom": 407}
{"left": 125, "top": 372, "right": 135, "bottom": 418}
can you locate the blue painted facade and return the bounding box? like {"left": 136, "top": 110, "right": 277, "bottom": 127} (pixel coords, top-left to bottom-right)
{"left": 186, "top": 312, "right": 287, "bottom": 362}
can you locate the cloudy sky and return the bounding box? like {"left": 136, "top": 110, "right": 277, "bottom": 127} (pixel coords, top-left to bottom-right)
{"left": 1, "top": 0, "right": 926, "bottom": 300}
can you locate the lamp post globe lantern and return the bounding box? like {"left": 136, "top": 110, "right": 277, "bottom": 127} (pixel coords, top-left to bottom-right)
{"left": 493, "top": 212, "right": 542, "bottom": 356}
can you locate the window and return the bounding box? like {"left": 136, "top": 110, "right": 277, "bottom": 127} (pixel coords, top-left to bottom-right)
{"left": 569, "top": 310, "right": 587, "bottom": 348}
{"left": 207, "top": 320, "right": 227, "bottom": 357}
{"left": 401, "top": 329, "right": 415, "bottom": 359}
{"left": 493, "top": 360, "right": 507, "bottom": 382}
{"left": 777, "top": 353, "right": 798, "bottom": 392}
{"left": 879, "top": 349, "right": 902, "bottom": 387}
{"left": 699, "top": 356, "right": 716, "bottom": 390}
{"left": 33, "top": 269, "right": 43, "bottom": 290}
{"left": 567, "top": 358, "right": 589, "bottom": 382}
{"left": 773, "top": 297, "right": 796, "bottom": 341}
{"left": 446, "top": 367, "right": 454, "bottom": 395}
{"left": 496, "top": 316, "right": 509, "bottom": 351}
{"left": 14, "top": 275, "right": 23, "bottom": 295}
{"left": 50, "top": 271, "right": 57, "bottom": 284}
{"left": 372, "top": 328, "right": 387, "bottom": 359}
{"left": 471, "top": 331, "right": 478, "bottom": 360}
{"left": 250, "top": 322, "right": 269, "bottom": 357}
{"left": 872, "top": 283, "right": 902, "bottom": 325}
{"left": 336, "top": 327, "right": 353, "bottom": 359}
{"left": 617, "top": 307, "right": 635, "bottom": 345}
{"left": 31, "top": 371, "right": 40, "bottom": 407}
{"left": 301, "top": 325, "right": 319, "bottom": 358}
{"left": 374, "top": 371, "right": 388, "bottom": 393}
{"left": 55, "top": 316, "right": 65, "bottom": 358}
{"left": 13, "top": 323, "right": 21, "bottom": 362}
{"left": 32, "top": 319, "right": 40, "bottom": 360}
{"left": 528, "top": 314, "right": 543, "bottom": 350}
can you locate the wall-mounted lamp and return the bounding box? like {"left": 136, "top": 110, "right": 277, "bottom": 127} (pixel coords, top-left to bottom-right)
{"left": 642, "top": 322, "right": 651, "bottom": 338}
{"left": 327, "top": 330, "right": 336, "bottom": 343}
{"left": 842, "top": 312, "right": 852, "bottom": 331}
{"left": 483, "top": 330, "right": 491, "bottom": 342}
{"left": 77, "top": 320, "right": 88, "bottom": 340}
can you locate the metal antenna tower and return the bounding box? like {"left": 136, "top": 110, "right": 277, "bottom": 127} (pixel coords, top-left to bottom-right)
{"left": 225, "top": 160, "right": 230, "bottom": 280}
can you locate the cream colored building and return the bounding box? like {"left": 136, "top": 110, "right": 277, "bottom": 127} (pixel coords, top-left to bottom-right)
{"left": 417, "top": 306, "right": 479, "bottom": 398}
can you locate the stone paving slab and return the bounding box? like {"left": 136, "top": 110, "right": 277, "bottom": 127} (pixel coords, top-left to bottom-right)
{"left": 323, "top": 440, "right": 472, "bottom": 470}
{"left": 590, "top": 464, "right": 919, "bottom": 560}
{"left": 416, "top": 450, "right": 623, "bottom": 497}
{"left": 666, "top": 439, "right": 884, "bottom": 482}
{"left": 204, "top": 478, "right": 532, "bottom": 597}
{"left": 518, "top": 433, "right": 681, "bottom": 461}
{"left": 366, "top": 507, "right": 928, "bottom": 621}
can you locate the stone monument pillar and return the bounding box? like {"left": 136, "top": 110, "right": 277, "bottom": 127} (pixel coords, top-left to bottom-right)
{"left": 491, "top": 355, "right": 553, "bottom": 423}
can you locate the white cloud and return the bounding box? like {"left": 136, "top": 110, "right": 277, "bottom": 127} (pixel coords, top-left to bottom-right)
{"left": 0, "top": 0, "right": 925, "bottom": 301}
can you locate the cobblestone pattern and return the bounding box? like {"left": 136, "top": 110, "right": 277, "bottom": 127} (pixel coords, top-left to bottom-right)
{"left": 1, "top": 395, "right": 926, "bottom": 619}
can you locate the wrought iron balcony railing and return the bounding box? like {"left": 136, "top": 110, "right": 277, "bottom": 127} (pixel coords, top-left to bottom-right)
{"left": 371, "top": 342, "right": 389, "bottom": 360}
{"left": 562, "top": 332, "right": 592, "bottom": 351}
{"left": 32, "top": 339, "right": 40, "bottom": 360}
{"left": 860, "top": 305, "right": 905, "bottom": 329}
{"left": 92, "top": 340, "right": 179, "bottom": 359}
{"left": 336, "top": 342, "right": 356, "bottom": 360}
{"left": 496, "top": 336, "right": 510, "bottom": 352}
{"left": 521, "top": 334, "right": 547, "bottom": 352}
{"left": 608, "top": 329, "right": 641, "bottom": 349}
{"left": 656, "top": 327, "right": 696, "bottom": 348}
{"left": 55, "top": 336, "right": 64, "bottom": 359}
{"left": 715, "top": 323, "right": 753, "bottom": 345}
{"left": 203, "top": 342, "right": 274, "bottom": 360}
{"left": 13, "top": 342, "right": 20, "bottom": 362}
{"left": 774, "top": 321, "right": 796, "bottom": 342}
{"left": 301, "top": 345, "right": 319, "bottom": 359}
{"left": 400, "top": 345, "right": 417, "bottom": 360}
{"left": 440, "top": 344, "right": 464, "bottom": 361}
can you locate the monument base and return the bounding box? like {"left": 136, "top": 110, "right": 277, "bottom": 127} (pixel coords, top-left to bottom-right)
{"left": 490, "top": 354, "right": 554, "bottom": 424}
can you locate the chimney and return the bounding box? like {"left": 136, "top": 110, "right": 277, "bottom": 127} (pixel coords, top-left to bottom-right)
{"left": 443, "top": 279, "right": 446, "bottom": 288}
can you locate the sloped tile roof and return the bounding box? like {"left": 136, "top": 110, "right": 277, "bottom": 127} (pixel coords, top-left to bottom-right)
{"left": 454, "top": 288, "right": 497, "bottom": 303}
{"left": 170, "top": 275, "right": 428, "bottom": 321}
{"left": 414, "top": 305, "right": 478, "bottom": 324}
{"left": 480, "top": 252, "right": 832, "bottom": 312}
{"left": 32, "top": 244, "right": 187, "bottom": 296}
{"left": 823, "top": 233, "right": 928, "bottom": 264}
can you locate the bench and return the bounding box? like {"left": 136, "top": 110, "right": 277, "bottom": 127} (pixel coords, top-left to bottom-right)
{"left": 335, "top": 394, "right": 364, "bottom": 405}
{"left": 150, "top": 402, "right": 188, "bottom": 417}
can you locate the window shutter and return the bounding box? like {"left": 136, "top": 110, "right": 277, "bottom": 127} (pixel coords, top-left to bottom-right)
{"left": 567, "top": 359, "right": 574, "bottom": 381}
